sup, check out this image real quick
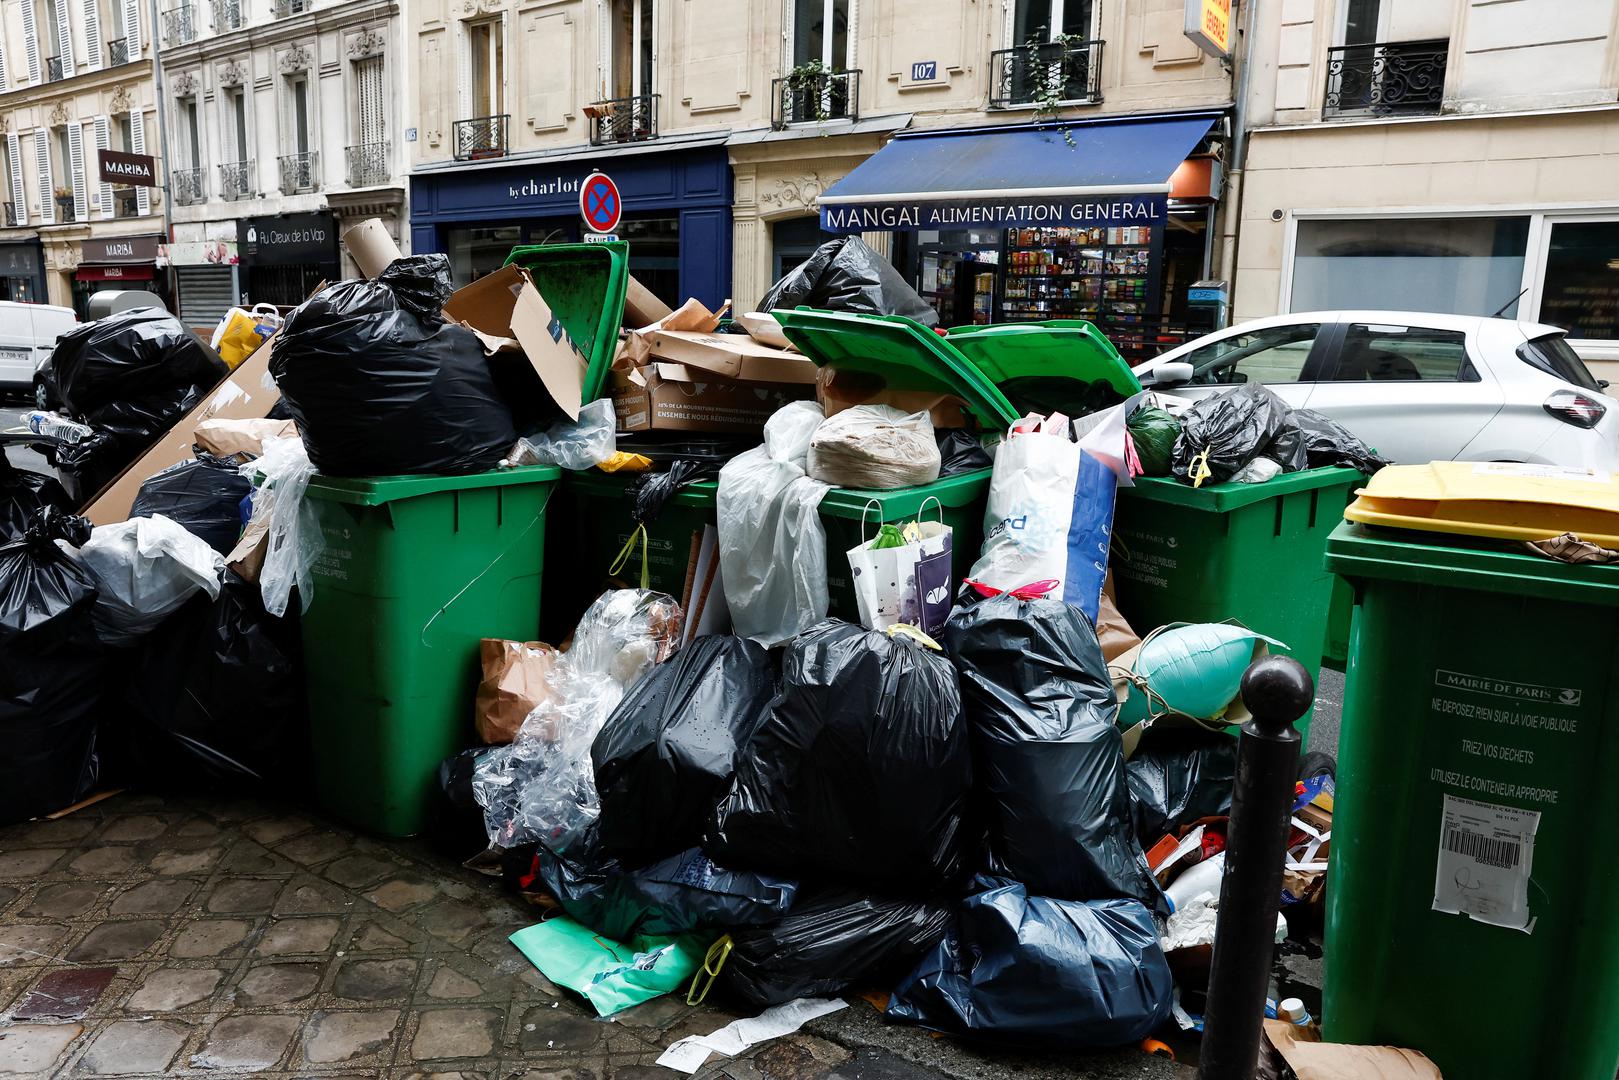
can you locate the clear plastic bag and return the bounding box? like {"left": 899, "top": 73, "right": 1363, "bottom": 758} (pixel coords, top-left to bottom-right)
{"left": 240, "top": 436, "right": 321, "bottom": 618}
{"left": 508, "top": 399, "right": 618, "bottom": 471}
{"left": 74, "top": 513, "right": 224, "bottom": 646}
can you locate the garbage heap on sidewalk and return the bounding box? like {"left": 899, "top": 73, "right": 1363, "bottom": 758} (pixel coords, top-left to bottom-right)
{"left": 0, "top": 230, "right": 1392, "bottom": 1063}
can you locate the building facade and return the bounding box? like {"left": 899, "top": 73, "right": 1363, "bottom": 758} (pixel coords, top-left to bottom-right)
{"left": 160, "top": 0, "right": 406, "bottom": 323}
{"left": 0, "top": 0, "right": 164, "bottom": 314}
{"left": 1233, "top": 0, "right": 1619, "bottom": 373}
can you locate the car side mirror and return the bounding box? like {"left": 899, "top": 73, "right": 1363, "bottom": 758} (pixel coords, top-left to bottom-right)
{"left": 1146, "top": 361, "right": 1194, "bottom": 387}
{"left": 1601, "top": 379, "right": 1611, "bottom": 391}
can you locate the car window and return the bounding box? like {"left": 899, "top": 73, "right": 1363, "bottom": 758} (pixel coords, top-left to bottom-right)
{"left": 1181, "top": 323, "right": 1321, "bottom": 385}
{"left": 1327, "top": 324, "right": 1471, "bottom": 382}
{"left": 1517, "top": 333, "right": 1602, "bottom": 392}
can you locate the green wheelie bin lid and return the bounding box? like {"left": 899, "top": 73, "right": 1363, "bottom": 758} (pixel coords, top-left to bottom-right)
{"left": 503, "top": 240, "right": 629, "bottom": 405}
{"left": 945, "top": 319, "right": 1142, "bottom": 401}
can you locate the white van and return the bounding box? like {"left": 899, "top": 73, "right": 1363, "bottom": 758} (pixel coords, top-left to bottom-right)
{"left": 0, "top": 301, "right": 76, "bottom": 396}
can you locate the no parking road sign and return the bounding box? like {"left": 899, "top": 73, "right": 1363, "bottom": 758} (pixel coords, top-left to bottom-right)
{"left": 580, "top": 171, "right": 622, "bottom": 234}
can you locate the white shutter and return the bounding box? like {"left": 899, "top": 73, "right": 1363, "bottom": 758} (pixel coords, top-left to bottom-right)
{"left": 356, "top": 56, "right": 385, "bottom": 144}
{"left": 0, "top": 32, "right": 10, "bottom": 86}
{"left": 129, "top": 108, "right": 149, "bottom": 215}
{"left": 6, "top": 133, "right": 25, "bottom": 224}
{"left": 456, "top": 21, "right": 471, "bottom": 122}
{"left": 67, "top": 123, "right": 86, "bottom": 220}
{"left": 21, "top": 1, "right": 41, "bottom": 84}
{"left": 82, "top": 0, "right": 102, "bottom": 71}
{"left": 123, "top": 0, "right": 140, "bottom": 59}
{"left": 33, "top": 128, "right": 53, "bottom": 225}
{"left": 55, "top": 0, "right": 75, "bottom": 77}
{"left": 93, "top": 115, "right": 112, "bottom": 216}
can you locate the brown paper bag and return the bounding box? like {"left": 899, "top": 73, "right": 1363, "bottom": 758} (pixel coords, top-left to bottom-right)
{"left": 194, "top": 418, "right": 298, "bottom": 460}
{"left": 1096, "top": 570, "right": 1141, "bottom": 662}
{"left": 1262, "top": 1020, "right": 1444, "bottom": 1079}
{"left": 475, "top": 639, "right": 561, "bottom": 744}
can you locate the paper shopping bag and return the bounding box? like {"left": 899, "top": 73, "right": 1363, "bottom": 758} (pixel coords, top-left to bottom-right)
{"left": 847, "top": 516, "right": 953, "bottom": 635}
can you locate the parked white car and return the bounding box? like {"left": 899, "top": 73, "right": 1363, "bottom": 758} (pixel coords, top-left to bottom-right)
{"left": 1133, "top": 311, "right": 1618, "bottom": 471}
{"left": 0, "top": 301, "right": 76, "bottom": 397}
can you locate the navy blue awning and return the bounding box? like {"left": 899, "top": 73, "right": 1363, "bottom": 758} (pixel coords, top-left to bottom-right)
{"left": 818, "top": 112, "right": 1220, "bottom": 233}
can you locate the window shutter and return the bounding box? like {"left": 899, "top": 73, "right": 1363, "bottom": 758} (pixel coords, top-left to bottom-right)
{"left": 129, "top": 108, "right": 149, "bottom": 215}
{"left": 67, "top": 123, "right": 86, "bottom": 220}
{"left": 33, "top": 128, "right": 53, "bottom": 224}
{"left": 21, "top": 1, "right": 41, "bottom": 85}
{"left": 456, "top": 22, "right": 471, "bottom": 121}
{"left": 356, "top": 55, "right": 384, "bottom": 145}
{"left": 82, "top": 0, "right": 102, "bottom": 71}
{"left": 55, "top": 0, "right": 75, "bottom": 77}
{"left": 123, "top": 0, "right": 140, "bottom": 59}
{"left": 93, "top": 115, "right": 112, "bottom": 216}
{"left": 6, "top": 133, "right": 25, "bottom": 223}
{"left": 0, "top": 32, "right": 10, "bottom": 86}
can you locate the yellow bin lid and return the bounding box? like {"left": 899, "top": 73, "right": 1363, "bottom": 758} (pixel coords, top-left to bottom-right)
{"left": 1344, "top": 461, "right": 1619, "bottom": 546}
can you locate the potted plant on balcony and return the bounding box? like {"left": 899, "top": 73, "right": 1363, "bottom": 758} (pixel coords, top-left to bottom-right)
{"left": 53, "top": 186, "right": 75, "bottom": 220}
{"left": 784, "top": 58, "right": 849, "bottom": 124}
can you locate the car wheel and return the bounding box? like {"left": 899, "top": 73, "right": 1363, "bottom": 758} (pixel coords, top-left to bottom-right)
{"left": 33, "top": 379, "right": 48, "bottom": 411}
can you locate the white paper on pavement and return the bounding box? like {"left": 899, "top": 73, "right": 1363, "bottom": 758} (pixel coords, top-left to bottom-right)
{"left": 654, "top": 997, "right": 849, "bottom": 1074}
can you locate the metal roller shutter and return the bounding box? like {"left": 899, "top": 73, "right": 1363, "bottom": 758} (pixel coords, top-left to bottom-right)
{"left": 177, "top": 264, "right": 237, "bottom": 326}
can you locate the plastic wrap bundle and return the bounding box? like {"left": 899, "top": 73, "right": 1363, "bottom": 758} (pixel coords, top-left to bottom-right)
{"left": 472, "top": 589, "right": 683, "bottom": 851}
{"left": 75, "top": 514, "right": 225, "bottom": 647}
{"left": 130, "top": 454, "right": 252, "bottom": 554}
{"left": 707, "top": 619, "right": 973, "bottom": 894}
{"left": 236, "top": 435, "right": 321, "bottom": 618}
{"left": 806, "top": 405, "right": 941, "bottom": 489}
{"left": 757, "top": 236, "right": 940, "bottom": 327}
{"left": 509, "top": 399, "right": 618, "bottom": 471}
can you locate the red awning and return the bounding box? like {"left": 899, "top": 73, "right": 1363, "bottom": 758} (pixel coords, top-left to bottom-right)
{"left": 76, "top": 263, "right": 154, "bottom": 281}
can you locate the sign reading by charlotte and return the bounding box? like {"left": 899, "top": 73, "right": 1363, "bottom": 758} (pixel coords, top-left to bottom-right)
{"left": 98, "top": 149, "right": 157, "bottom": 187}
{"left": 80, "top": 234, "right": 162, "bottom": 264}
{"left": 579, "top": 171, "right": 622, "bottom": 233}
{"left": 237, "top": 213, "right": 339, "bottom": 266}
{"left": 819, "top": 193, "right": 1168, "bottom": 234}
{"left": 1184, "top": 0, "right": 1232, "bottom": 58}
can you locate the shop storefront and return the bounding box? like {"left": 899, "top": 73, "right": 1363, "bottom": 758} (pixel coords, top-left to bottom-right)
{"left": 409, "top": 141, "right": 732, "bottom": 309}
{"left": 166, "top": 239, "right": 241, "bottom": 330}
{"left": 818, "top": 112, "right": 1226, "bottom": 360}
{"left": 0, "top": 240, "right": 46, "bottom": 303}
{"left": 73, "top": 235, "right": 169, "bottom": 320}
{"left": 238, "top": 213, "right": 342, "bottom": 309}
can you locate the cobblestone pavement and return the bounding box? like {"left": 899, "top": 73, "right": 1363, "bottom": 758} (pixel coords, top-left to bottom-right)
{"left": 0, "top": 793, "right": 1188, "bottom": 1080}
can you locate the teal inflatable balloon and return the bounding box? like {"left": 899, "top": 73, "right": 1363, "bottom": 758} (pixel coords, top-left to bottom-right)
{"left": 1116, "top": 623, "right": 1286, "bottom": 727}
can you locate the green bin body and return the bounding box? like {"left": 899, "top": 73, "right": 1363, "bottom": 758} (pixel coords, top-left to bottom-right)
{"left": 1110, "top": 466, "right": 1363, "bottom": 738}
{"left": 302, "top": 466, "right": 561, "bottom": 837}
{"left": 1322, "top": 521, "right": 1619, "bottom": 1080}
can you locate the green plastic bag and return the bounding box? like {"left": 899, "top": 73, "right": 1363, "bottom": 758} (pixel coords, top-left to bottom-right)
{"left": 1127, "top": 406, "right": 1181, "bottom": 477}
{"left": 509, "top": 917, "right": 709, "bottom": 1016}
{"left": 868, "top": 523, "right": 907, "bottom": 550}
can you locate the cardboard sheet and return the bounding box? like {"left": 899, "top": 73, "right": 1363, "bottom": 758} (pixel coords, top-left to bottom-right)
{"left": 443, "top": 264, "right": 590, "bottom": 420}
{"left": 646, "top": 330, "right": 818, "bottom": 384}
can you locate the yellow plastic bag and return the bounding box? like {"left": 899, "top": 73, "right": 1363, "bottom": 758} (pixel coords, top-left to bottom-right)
{"left": 210, "top": 304, "right": 281, "bottom": 370}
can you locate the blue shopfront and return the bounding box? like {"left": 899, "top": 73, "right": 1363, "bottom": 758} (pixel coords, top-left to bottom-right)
{"left": 410, "top": 142, "right": 732, "bottom": 309}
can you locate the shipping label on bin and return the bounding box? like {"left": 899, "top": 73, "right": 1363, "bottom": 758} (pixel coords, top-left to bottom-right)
{"left": 1431, "top": 794, "right": 1539, "bottom": 934}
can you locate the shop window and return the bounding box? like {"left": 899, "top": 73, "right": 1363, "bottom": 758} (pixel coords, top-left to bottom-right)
{"left": 1538, "top": 220, "right": 1619, "bottom": 343}
{"left": 791, "top": 0, "right": 848, "bottom": 69}
{"left": 446, "top": 225, "right": 520, "bottom": 287}
{"left": 771, "top": 216, "right": 834, "bottom": 284}
{"left": 1327, "top": 323, "right": 1470, "bottom": 383}
{"left": 622, "top": 214, "right": 679, "bottom": 308}
{"left": 1290, "top": 217, "right": 1529, "bottom": 318}
{"left": 1182, "top": 323, "right": 1321, "bottom": 385}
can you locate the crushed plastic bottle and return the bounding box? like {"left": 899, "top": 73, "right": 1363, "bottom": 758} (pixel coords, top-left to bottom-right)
{"left": 25, "top": 410, "right": 94, "bottom": 445}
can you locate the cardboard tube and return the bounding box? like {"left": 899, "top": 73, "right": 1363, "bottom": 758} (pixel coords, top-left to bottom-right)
{"left": 344, "top": 218, "right": 403, "bottom": 279}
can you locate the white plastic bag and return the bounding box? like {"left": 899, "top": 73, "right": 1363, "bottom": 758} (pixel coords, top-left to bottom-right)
{"left": 806, "top": 405, "right": 940, "bottom": 489}
{"left": 240, "top": 435, "right": 321, "bottom": 618}
{"left": 75, "top": 513, "right": 224, "bottom": 646}
{"left": 508, "top": 398, "right": 618, "bottom": 471}
{"left": 716, "top": 401, "right": 830, "bottom": 647}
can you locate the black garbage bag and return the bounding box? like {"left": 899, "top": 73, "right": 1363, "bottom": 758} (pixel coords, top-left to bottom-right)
{"left": 533, "top": 828, "right": 639, "bottom": 940}
{"left": 1171, "top": 384, "right": 1308, "bottom": 485}
{"left": 937, "top": 428, "right": 992, "bottom": 477}
{"left": 0, "top": 462, "right": 73, "bottom": 542}
{"left": 887, "top": 878, "right": 1173, "bottom": 1048}
{"left": 722, "top": 886, "right": 952, "bottom": 1008}
{"left": 1126, "top": 728, "right": 1239, "bottom": 844}
{"left": 51, "top": 306, "right": 225, "bottom": 418}
{"left": 943, "top": 595, "right": 1166, "bottom": 912}
{"left": 593, "top": 635, "right": 777, "bottom": 864}
{"left": 633, "top": 459, "right": 716, "bottom": 525}
{"left": 271, "top": 253, "right": 519, "bottom": 476}
{"left": 758, "top": 237, "right": 939, "bottom": 327}
{"left": 433, "top": 746, "right": 501, "bottom": 858}
{"left": 707, "top": 620, "right": 973, "bottom": 894}
{"left": 1126, "top": 406, "right": 1181, "bottom": 477}
{"left": 54, "top": 430, "right": 130, "bottom": 507}
{"left": 0, "top": 509, "right": 106, "bottom": 823}
{"left": 130, "top": 454, "right": 252, "bottom": 554}
{"left": 1293, "top": 408, "right": 1391, "bottom": 473}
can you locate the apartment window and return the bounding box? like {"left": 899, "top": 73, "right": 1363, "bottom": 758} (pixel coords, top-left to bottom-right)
{"left": 354, "top": 56, "right": 384, "bottom": 144}
{"left": 228, "top": 88, "right": 247, "bottom": 161}
{"left": 108, "top": 0, "right": 126, "bottom": 40}
{"left": 290, "top": 75, "right": 310, "bottom": 154}
{"left": 41, "top": 0, "right": 62, "bottom": 59}
{"left": 1012, "top": 0, "right": 1095, "bottom": 45}
{"left": 467, "top": 19, "right": 503, "bottom": 117}
{"left": 609, "top": 0, "right": 653, "bottom": 98}
{"left": 1340, "top": 0, "right": 1381, "bottom": 45}
{"left": 183, "top": 98, "right": 200, "bottom": 166}
{"left": 116, "top": 113, "right": 133, "bottom": 152}
{"left": 52, "top": 127, "right": 72, "bottom": 217}
{"left": 1538, "top": 220, "right": 1619, "bottom": 343}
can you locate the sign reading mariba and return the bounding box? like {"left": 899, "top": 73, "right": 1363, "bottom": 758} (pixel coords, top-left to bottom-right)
{"left": 98, "top": 148, "right": 157, "bottom": 187}
{"left": 819, "top": 193, "right": 1167, "bottom": 234}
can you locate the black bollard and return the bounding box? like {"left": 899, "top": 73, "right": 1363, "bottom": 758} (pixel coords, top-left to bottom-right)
{"left": 1198, "top": 655, "right": 1314, "bottom": 1080}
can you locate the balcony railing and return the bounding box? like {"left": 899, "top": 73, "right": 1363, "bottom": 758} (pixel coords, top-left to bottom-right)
{"left": 771, "top": 69, "right": 860, "bottom": 128}
{"left": 162, "top": 5, "right": 197, "bottom": 45}
{"left": 2, "top": 203, "right": 16, "bottom": 227}
{"left": 278, "top": 150, "right": 319, "bottom": 194}
{"left": 589, "top": 94, "right": 659, "bottom": 145}
{"left": 1324, "top": 39, "right": 1447, "bottom": 117}
{"left": 44, "top": 56, "right": 65, "bottom": 82}
{"left": 345, "top": 141, "right": 389, "bottom": 187}
{"left": 989, "top": 38, "right": 1104, "bottom": 109}
{"left": 218, "top": 160, "right": 253, "bottom": 200}
{"left": 172, "top": 166, "right": 206, "bottom": 205}
{"left": 212, "top": 0, "right": 243, "bottom": 31}
{"left": 271, "top": 0, "right": 308, "bottom": 17}
{"left": 107, "top": 39, "right": 129, "bottom": 65}
{"left": 453, "top": 114, "right": 509, "bottom": 161}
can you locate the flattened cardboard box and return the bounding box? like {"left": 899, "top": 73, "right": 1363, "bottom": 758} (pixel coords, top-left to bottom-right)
{"left": 645, "top": 330, "right": 816, "bottom": 384}
{"left": 443, "top": 263, "right": 589, "bottom": 420}
{"left": 611, "top": 363, "right": 814, "bottom": 434}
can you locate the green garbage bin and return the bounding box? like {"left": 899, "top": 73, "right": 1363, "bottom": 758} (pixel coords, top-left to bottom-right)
{"left": 1109, "top": 466, "right": 1364, "bottom": 738}
{"left": 1322, "top": 520, "right": 1619, "bottom": 1080}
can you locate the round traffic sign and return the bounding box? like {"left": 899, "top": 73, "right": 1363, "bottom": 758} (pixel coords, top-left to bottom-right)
{"left": 579, "top": 172, "right": 622, "bottom": 233}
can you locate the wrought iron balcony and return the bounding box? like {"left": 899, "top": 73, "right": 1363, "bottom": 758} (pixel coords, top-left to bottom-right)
{"left": 172, "top": 166, "right": 206, "bottom": 205}
{"left": 271, "top": 0, "right": 308, "bottom": 17}
{"left": 1324, "top": 39, "right": 1447, "bottom": 117}
{"left": 212, "top": 0, "right": 243, "bottom": 31}
{"left": 345, "top": 141, "right": 389, "bottom": 187}
{"left": 989, "top": 38, "right": 1104, "bottom": 109}
{"left": 278, "top": 150, "right": 319, "bottom": 194}
{"left": 588, "top": 94, "right": 659, "bottom": 146}
{"left": 453, "top": 114, "right": 509, "bottom": 161}
{"left": 107, "top": 39, "right": 129, "bottom": 65}
{"left": 218, "top": 159, "right": 253, "bottom": 200}
{"left": 771, "top": 69, "right": 860, "bottom": 128}
{"left": 162, "top": 5, "right": 197, "bottom": 45}
{"left": 1, "top": 203, "right": 16, "bottom": 227}
{"left": 44, "top": 56, "right": 65, "bottom": 82}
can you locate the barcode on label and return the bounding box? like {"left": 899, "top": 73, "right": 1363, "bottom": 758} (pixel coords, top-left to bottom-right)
{"left": 1444, "top": 827, "right": 1521, "bottom": 869}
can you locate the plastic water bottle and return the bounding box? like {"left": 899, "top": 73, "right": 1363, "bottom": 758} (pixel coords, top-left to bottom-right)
{"left": 25, "top": 410, "right": 94, "bottom": 445}
{"left": 1277, "top": 997, "right": 1321, "bottom": 1042}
